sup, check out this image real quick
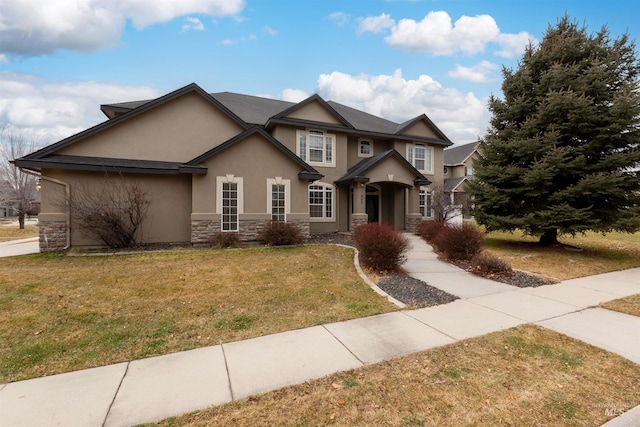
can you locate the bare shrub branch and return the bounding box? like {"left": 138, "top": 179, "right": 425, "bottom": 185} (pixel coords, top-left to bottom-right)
{"left": 65, "top": 176, "right": 151, "bottom": 248}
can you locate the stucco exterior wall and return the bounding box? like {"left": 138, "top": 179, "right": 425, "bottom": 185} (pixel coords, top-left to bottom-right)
{"left": 43, "top": 170, "right": 192, "bottom": 247}
{"left": 401, "top": 120, "right": 440, "bottom": 139}
{"left": 57, "top": 92, "right": 245, "bottom": 163}
{"left": 285, "top": 101, "right": 344, "bottom": 125}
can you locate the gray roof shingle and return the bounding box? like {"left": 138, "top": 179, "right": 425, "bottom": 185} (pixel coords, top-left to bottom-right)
{"left": 444, "top": 141, "right": 480, "bottom": 165}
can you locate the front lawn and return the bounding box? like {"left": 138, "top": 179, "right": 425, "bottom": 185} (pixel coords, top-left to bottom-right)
{"left": 484, "top": 230, "right": 640, "bottom": 281}
{"left": 0, "top": 245, "right": 396, "bottom": 383}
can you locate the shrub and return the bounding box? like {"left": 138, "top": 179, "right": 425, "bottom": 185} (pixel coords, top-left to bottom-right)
{"left": 435, "top": 223, "right": 484, "bottom": 261}
{"left": 417, "top": 220, "right": 447, "bottom": 244}
{"left": 207, "top": 232, "right": 241, "bottom": 249}
{"left": 352, "top": 223, "right": 410, "bottom": 272}
{"left": 259, "top": 221, "right": 303, "bottom": 246}
{"left": 471, "top": 251, "right": 513, "bottom": 277}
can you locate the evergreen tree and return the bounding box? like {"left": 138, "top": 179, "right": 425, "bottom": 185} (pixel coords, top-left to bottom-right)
{"left": 468, "top": 15, "right": 640, "bottom": 243}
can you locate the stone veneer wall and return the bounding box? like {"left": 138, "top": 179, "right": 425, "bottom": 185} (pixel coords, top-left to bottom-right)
{"left": 191, "top": 218, "right": 310, "bottom": 245}
{"left": 406, "top": 216, "right": 422, "bottom": 234}
{"left": 349, "top": 216, "right": 368, "bottom": 232}
{"left": 39, "top": 220, "right": 68, "bottom": 252}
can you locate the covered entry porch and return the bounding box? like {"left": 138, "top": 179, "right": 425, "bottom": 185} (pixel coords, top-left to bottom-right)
{"left": 335, "top": 149, "right": 431, "bottom": 233}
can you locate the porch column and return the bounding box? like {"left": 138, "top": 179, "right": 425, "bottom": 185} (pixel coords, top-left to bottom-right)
{"left": 350, "top": 183, "right": 367, "bottom": 231}
{"left": 406, "top": 185, "right": 422, "bottom": 234}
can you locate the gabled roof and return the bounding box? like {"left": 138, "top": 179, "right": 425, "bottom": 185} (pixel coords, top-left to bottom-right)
{"left": 335, "top": 149, "right": 431, "bottom": 186}
{"left": 268, "top": 94, "right": 355, "bottom": 129}
{"left": 395, "top": 114, "right": 452, "bottom": 144}
{"left": 102, "top": 90, "right": 453, "bottom": 146}
{"left": 444, "top": 176, "right": 467, "bottom": 192}
{"left": 444, "top": 141, "right": 480, "bottom": 166}
{"left": 24, "top": 83, "right": 250, "bottom": 161}
{"left": 185, "top": 126, "right": 323, "bottom": 181}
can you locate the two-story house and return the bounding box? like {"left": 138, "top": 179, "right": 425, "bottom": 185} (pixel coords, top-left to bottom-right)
{"left": 14, "top": 83, "right": 453, "bottom": 251}
{"left": 443, "top": 141, "right": 480, "bottom": 215}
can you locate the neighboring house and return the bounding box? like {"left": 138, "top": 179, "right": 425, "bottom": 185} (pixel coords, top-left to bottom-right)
{"left": 0, "top": 179, "right": 40, "bottom": 218}
{"left": 14, "top": 83, "right": 452, "bottom": 251}
{"left": 443, "top": 141, "right": 480, "bottom": 214}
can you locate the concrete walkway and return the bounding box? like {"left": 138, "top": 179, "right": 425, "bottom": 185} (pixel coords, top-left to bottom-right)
{"left": 1, "top": 235, "right": 640, "bottom": 426}
{"left": 0, "top": 236, "right": 39, "bottom": 258}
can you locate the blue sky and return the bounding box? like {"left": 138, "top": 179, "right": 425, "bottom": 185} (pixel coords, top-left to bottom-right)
{"left": 1, "top": 0, "right": 638, "bottom": 146}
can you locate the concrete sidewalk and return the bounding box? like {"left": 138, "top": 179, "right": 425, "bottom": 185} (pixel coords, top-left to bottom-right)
{"left": 2, "top": 237, "right": 640, "bottom": 426}
{"left": 0, "top": 237, "right": 39, "bottom": 258}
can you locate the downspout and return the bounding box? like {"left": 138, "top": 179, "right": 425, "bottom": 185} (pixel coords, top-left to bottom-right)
{"left": 18, "top": 168, "right": 71, "bottom": 250}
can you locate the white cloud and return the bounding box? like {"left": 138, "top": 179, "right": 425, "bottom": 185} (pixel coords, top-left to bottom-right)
{"left": 182, "top": 17, "right": 204, "bottom": 32}
{"left": 328, "top": 11, "right": 350, "bottom": 27}
{"left": 264, "top": 25, "right": 278, "bottom": 36}
{"left": 495, "top": 31, "right": 536, "bottom": 58}
{"left": 280, "top": 89, "right": 309, "bottom": 103}
{"left": 0, "top": 54, "right": 8, "bottom": 64}
{"left": 447, "top": 61, "right": 499, "bottom": 83}
{"left": 316, "top": 69, "right": 487, "bottom": 143}
{"left": 356, "top": 10, "right": 534, "bottom": 59}
{"left": 385, "top": 11, "right": 499, "bottom": 55}
{"left": 219, "top": 34, "right": 256, "bottom": 45}
{"left": 0, "top": 72, "right": 160, "bottom": 144}
{"left": 357, "top": 13, "right": 395, "bottom": 35}
{"left": 0, "top": 0, "right": 245, "bottom": 56}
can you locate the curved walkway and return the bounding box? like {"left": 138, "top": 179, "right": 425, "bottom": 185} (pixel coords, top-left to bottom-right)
{"left": 1, "top": 236, "right": 640, "bottom": 426}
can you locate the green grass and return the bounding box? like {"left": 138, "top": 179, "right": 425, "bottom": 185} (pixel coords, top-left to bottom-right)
{"left": 0, "top": 245, "right": 396, "bottom": 383}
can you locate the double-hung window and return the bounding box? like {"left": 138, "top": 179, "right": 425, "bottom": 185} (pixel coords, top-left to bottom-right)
{"left": 407, "top": 143, "right": 433, "bottom": 173}
{"left": 309, "top": 183, "right": 333, "bottom": 221}
{"left": 217, "top": 176, "right": 243, "bottom": 232}
{"left": 297, "top": 130, "right": 335, "bottom": 167}
{"left": 419, "top": 187, "right": 433, "bottom": 218}
{"left": 358, "top": 139, "right": 373, "bottom": 157}
{"left": 267, "top": 178, "right": 290, "bottom": 222}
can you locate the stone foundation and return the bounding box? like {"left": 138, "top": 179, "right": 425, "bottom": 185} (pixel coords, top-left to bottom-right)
{"left": 405, "top": 216, "right": 422, "bottom": 234}
{"left": 191, "top": 218, "right": 310, "bottom": 245}
{"left": 39, "top": 221, "right": 68, "bottom": 252}
{"left": 350, "top": 215, "right": 368, "bottom": 232}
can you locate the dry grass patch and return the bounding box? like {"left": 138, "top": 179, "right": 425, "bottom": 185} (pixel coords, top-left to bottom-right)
{"left": 147, "top": 325, "right": 640, "bottom": 427}
{"left": 0, "top": 245, "right": 396, "bottom": 383}
{"left": 601, "top": 294, "right": 640, "bottom": 317}
{"left": 484, "top": 231, "right": 640, "bottom": 281}
{"left": 0, "top": 223, "right": 39, "bottom": 242}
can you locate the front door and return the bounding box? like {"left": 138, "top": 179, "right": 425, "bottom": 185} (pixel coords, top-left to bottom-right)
{"left": 366, "top": 186, "right": 379, "bottom": 223}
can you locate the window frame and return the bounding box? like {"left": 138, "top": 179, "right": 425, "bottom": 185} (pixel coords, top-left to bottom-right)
{"left": 216, "top": 176, "right": 243, "bottom": 232}
{"left": 266, "top": 178, "right": 291, "bottom": 222}
{"left": 419, "top": 186, "right": 433, "bottom": 219}
{"left": 358, "top": 138, "right": 373, "bottom": 158}
{"left": 296, "top": 129, "right": 336, "bottom": 167}
{"left": 407, "top": 143, "right": 434, "bottom": 174}
{"left": 308, "top": 182, "right": 334, "bottom": 222}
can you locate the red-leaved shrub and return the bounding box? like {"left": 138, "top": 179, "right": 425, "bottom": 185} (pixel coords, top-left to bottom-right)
{"left": 259, "top": 221, "right": 303, "bottom": 246}
{"left": 417, "top": 220, "right": 447, "bottom": 243}
{"left": 352, "top": 223, "right": 410, "bottom": 272}
{"left": 434, "top": 223, "right": 485, "bottom": 261}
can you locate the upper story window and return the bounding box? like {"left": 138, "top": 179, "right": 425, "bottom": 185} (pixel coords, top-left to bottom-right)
{"left": 443, "top": 166, "right": 449, "bottom": 175}
{"left": 466, "top": 166, "right": 474, "bottom": 176}
{"left": 297, "top": 130, "right": 335, "bottom": 167}
{"left": 407, "top": 143, "right": 433, "bottom": 174}
{"left": 358, "top": 139, "right": 373, "bottom": 158}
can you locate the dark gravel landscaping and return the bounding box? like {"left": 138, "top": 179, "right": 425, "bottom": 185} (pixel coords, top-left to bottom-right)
{"left": 378, "top": 274, "right": 459, "bottom": 308}
{"left": 307, "top": 233, "right": 556, "bottom": 307}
